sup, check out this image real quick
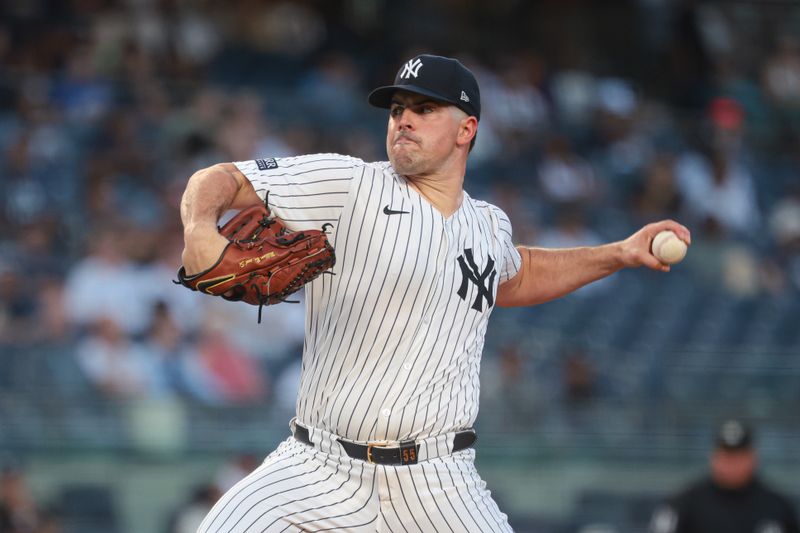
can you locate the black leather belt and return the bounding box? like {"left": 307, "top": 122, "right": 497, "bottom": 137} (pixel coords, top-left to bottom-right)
{"left": 292, "top": 423, "right": 477, "bottom": 465}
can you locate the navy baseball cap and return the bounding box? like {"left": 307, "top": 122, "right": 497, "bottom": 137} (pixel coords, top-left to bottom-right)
{"left": 368, "top": 54, "right": 481, "bottom": 120}
{"left": 715, "top": 419, "right": 754, "bottom": 451}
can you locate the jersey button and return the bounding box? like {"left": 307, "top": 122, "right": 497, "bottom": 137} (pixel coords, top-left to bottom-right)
{"left": 402, "top": 362, "right": 412, "bottom": 371}
{"left": 381, "top": 408, "right": 391, "bottom": 418}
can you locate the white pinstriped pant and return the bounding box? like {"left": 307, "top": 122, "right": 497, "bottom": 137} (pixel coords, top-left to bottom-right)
{"left": 196, "top": 436, "right": 513, "bottom": 532}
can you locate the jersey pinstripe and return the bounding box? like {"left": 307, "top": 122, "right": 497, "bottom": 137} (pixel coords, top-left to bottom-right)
{"left": 198, "top": 436, "right": 511, "bottom": 533}
{"left": 234, "top": 154, "right": 521, "bottom": 443}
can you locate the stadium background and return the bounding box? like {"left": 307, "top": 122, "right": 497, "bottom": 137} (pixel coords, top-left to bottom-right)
{"left": 1, "top": 0, "right": 800, "bottom": 531}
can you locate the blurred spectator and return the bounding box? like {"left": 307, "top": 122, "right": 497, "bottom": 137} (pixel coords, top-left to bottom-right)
{"left": 649, "top": 419, "right": 800, "bottom": 533}
{"left": 75, "top": 317, "right": 160, "bottom": 400}
{"left": 767, "top": 184, "right": 800, "bottom": 292}
{"left": 298, "top": 51, "right": 364, "bottom": 124}
{"left": 167, "top": 483, "right": 221, "bottom": 533}
{"left": 629, "top": 153, "right": 683, "bottom": 223}
{"left": 139, "top": 227, "right": 206, "bottom": 335}
{"left": 162, "top": 87, "right": 225, "bottom": 160}
{"left": 193, "top": 323, "right": 269, "bottom": 405}
{"left": 0, "top": 263, "right": 36, "bottom": 346}
{"left": 237, "top": 1, "right": 325, "bottom": 57}
{"left": 62, "top": 226, "right": 157, "bottom": 336}
{"left": 172, "top": 6, "right": 223, "bottom": 67}
{"left": 537, "top": 134, "right": 600, "bottom": 207}
{"left": 561, "top": 347, "right": 596, "bottom": 407}
{"left": 142, "top": 302, "right": 210, "bottom": 402}
{"left": 2, "top": 134, "right": 49, "bottom": 227}
{"left": 13, "top": 222, "right": 65, "bottom": 281}
{"left": 712, "top": 56, "right": 774, "bottom": 149}
{"left": 482, "top": 55, "right": 550, "bottom": 153}
{"left": 706, "top": 96, "right": 748, "bottom": 156}
{"left": 592, "top": 78, "right": 655, "bottom": 190}
{"left": 683, "top": 217, "right": 765, "bottom": 298}
{"left": 596, "top": 78, "right": 639, "bottom": 121}
{"left": 769, "top": 186, "right": 800, "bottom": 248}
{"left": 0, "top": 465, "right": 42, "bottom": 533}
{"left": 202, "top": 290, "right": 305, "bottom": 365}
{"left": 762, "top": 34, "right": 800, "bottom": 132}
{"left": 674, "top": 143, "right": 760, "bottom": 237}
{"left": 461, "top": 59, "right": 504, "bottom": 164}
{"left": 50, "top": 45, "right": 114, "bottom": 125}
{"left": 480, "top": 342, "right": 540, "bottom": 424}
{"left": 216, "top": 90, "right": 275, "bottom": 162}
{"left": 36, "top": 278, "right": 70, "bottom": 344}
{"left": 214, "top": 453, "right": 260, "bottom": 494}
{"left": 549, "top": 69, "right": 597, "bottom": 129}
{"left": 486, "top": 182, "right": 541, "bottom": 245}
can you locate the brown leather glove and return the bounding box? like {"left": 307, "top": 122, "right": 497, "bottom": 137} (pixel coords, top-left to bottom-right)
{"left": 176, "top": 203, "right": 334, "bottom": 320}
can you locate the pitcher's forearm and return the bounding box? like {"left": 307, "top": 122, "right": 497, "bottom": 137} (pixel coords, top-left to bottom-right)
{"left": 180, "top": 163, "right": 260, "bottom": 275}
{"left": 539, "top": 243, "right": 622, "bottom": 288}
{"left": 496, "top": 220, "right": 691, "bottom": 308}
{"left": 180, "top": 164, "right": 244, "bottom": 232}
{"left": 506, "top": 244, "right": 625, "bottom": 306}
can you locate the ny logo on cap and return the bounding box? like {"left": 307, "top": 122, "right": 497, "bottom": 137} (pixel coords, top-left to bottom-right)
{"left": 400, "top": 58, "right": 423, "bottom": 79}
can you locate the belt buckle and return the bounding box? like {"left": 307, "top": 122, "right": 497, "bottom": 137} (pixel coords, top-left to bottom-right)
{"left": 366, "top": 441, "right": 388, "bottom": 464}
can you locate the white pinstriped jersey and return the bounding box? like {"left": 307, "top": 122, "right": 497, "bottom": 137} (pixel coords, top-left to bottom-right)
{"left": 235, "top": 154, "right": 521, "bottom": 444}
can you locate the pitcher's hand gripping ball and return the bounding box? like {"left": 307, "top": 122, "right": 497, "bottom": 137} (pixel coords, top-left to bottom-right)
{"left": 651, "top": 230, "right": 688, "bottom": 265}
{"left": 176, "top": 203, "right": 335, "bottom": 319}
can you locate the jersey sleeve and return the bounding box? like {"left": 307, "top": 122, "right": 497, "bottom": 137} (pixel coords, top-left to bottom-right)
{"left": 490, "top": 205, "right": 522, "bottom": 283}
{"left": 234, "top": 153, "right": 361, "bottom": 230}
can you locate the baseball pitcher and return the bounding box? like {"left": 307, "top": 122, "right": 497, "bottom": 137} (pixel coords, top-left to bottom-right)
{"left": 178, "top": 54, "right": 691, "bottom": 532}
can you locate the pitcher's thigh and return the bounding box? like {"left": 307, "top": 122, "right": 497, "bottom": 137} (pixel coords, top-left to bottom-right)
{"left": 379, "top": 449, "right": 513, "bottom": 533}
{"left": 197, "top": 438, "right": 380, "bottom": 533}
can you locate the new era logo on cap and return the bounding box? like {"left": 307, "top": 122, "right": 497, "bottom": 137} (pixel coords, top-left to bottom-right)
{"left": 368, "top": 54, "right": 481, "bottom": 120}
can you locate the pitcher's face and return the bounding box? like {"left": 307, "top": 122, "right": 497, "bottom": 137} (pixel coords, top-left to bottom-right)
{"left": 386, "top": 91, "right": 465, "bottom": 177}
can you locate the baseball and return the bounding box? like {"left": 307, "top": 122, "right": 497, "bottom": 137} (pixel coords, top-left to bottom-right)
{"left": 651, "top": 230, "right": 688, "bottom": 264}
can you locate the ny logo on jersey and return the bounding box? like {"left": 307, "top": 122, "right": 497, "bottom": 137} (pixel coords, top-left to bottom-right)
{"left": 456, "top": 249, "right": 496, "bottom": 311}
{"left": 400, "top": 58, "right": 423, "bottom": 79}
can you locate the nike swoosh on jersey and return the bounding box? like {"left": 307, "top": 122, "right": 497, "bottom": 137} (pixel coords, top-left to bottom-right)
{"left": 383, "top": 205, "right": 410, "bottom": 215}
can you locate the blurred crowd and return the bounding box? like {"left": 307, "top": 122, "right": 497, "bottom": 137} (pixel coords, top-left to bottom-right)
{"left": 0, "top": 0, "right": 798, "bottom": 403}
{"left": 1, "top": 0, "right": 799, "bottom": 531}
{"left": 2, "top": 0, "right": 799, "bottom": 406}
{"left": 0, "top": 452, "right": 259, "bottom": 533}
{"left": 1, "top": 463, "right": 61, "bottom": 533}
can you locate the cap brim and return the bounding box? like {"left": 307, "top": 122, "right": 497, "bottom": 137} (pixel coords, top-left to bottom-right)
{"left": 368, "top": 84, "right": 460, "bottom": 109}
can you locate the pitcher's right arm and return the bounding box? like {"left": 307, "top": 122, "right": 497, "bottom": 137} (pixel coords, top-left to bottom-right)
{"left": 180, "top": 163, "right": 261, "bottom": 275}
